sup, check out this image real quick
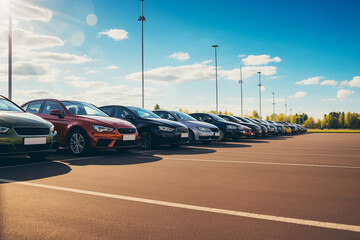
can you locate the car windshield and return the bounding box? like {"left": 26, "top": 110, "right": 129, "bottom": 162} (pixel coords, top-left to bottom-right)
{"left": 0, "top": 98, "right": 23, "bottom": 112}
{"left": 61, "top": 101, "right": 108, "bottom": 116}
{"left": 127, "top": 107, "right": 160, "bottom": 119}
{"left": 172, "top": 111, "right": 197, "bottom": 121}
{"left": 208, "top": 113, "right": 226, "bottom": 121}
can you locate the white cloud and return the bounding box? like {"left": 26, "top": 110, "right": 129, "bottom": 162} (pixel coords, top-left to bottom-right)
{"left": 242, "top": 55, "right": 281, "bottom": 65}
{"left": 0, "top": 28, "right": 64, "bottom": 50}
{"left": 125, "top": 62, "right": 278, "bottom": 86}
{"left": 261, "top": 86, "right": 266, "bottom": 92}
{"left": 86, "top": 70, "right": 99, "bottom": 74}
{"left": 340, "top": 80, "right": 348, "bottom": 86}
{"left": 168, "top": 52, "right": 190, "bottom": 61}
{"left": 0, "top": 62, "right": 59, "bottom": 82}
{"left": 9, "top": 0, "right": 52, "bottom": 22}
{"left": 348, "top": 76, "right": 360, "bottom": 87}
{"left": 201, "top": 60, "right": 212, "bottom": 64}
{"left": 97, "top": 29, "right": 128, "bottom": 41}
{"left": 14, "top": 51, "right": 91, "bottom": 63}
{"left": 289, "top": 91, "right": 307, "bottom": 99}
{"left": 320, "top": 80, "right": 338, "bottom": 86}
{"left": 296, "top": 76, "right": 323, "bottom": 85}
{"left": 337, "top": 89, "right": 354, "bottom": 99}
{"left": 270, "top": 75, "right": 287, "bottom": 79}
{"left": 107, "top": 65, "right": 119, "bottom": 70}
{"left": 66, "top": 80, "right": 108, "bottom": 88}
{"left": 238, "top": 54, "right": 246, "bottom": 58}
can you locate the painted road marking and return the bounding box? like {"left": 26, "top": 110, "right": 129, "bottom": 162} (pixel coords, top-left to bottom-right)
{"left": 0, "top": 177, "right": 359, "bottom": 233}
{"left": 135, "top": 156, "right": 360, "bottom": 169}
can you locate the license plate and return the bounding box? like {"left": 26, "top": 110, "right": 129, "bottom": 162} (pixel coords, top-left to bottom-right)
{"left": 24, "top": 138, "right": 46, "bottom": 145}
{"left": 181, "top": 133, "right": 188, "bottom": 138}
{"left": 123, "top": 134, "right": 136, "bottom": 141}
{"left": 214, "top": 132, "right": 220, "bottom": 136}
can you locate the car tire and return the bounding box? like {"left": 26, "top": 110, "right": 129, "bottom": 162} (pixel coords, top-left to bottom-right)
{"left": 188, "top": 130, "right": 195, "bottom": 143}
{"left": 219, "top": 129, "right": 225, "bottom": 141}
{"left": 68, "top": 129, "right": 89, "bottom": 156}
{"left": 140, "top": 131, "right": 154, "bottom": 150}
{"left": 28, "top": 152, "right": 50, "bottom": 160}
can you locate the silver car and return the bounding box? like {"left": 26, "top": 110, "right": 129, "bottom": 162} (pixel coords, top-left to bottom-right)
{"left": 153, "top": 110, "right": 220, "bottom": 143}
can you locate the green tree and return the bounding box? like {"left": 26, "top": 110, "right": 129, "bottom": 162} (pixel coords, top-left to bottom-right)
{"left": 251, "top": 110, "right": 260, "bottom": 119}
{"left": 154, "top": 104, "right": 160, "bottom": 110}
{"left": 315, "top": 119, "right": 321, "bottom": 128}
{"left": 303, "top": 117, "right": 315, "bottom": 128}
{"left": 339, "top": 112, "right": 345, "bottom": 128}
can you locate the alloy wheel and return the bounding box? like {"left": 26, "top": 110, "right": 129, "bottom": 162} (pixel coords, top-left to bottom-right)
{"left": 70, "top": 132, "right": 85, "bottom": 154}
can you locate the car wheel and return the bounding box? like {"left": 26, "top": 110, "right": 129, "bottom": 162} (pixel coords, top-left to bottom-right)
{"left": 140, "top": 131, "right": 153, "bottom": 150}
{"left": 219, "top": 130, "right": 225, "bottom": 141}
{"left": 68, "top": 129, "right": 89, "bottom": 156}
{"left": 188, "top": 130, "right": 195, "bottom": 143}
{"left": 28, "top": 152, "right": 49, "bottom": 160}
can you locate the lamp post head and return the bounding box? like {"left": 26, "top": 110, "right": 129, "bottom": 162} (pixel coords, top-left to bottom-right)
{"left": 257, "top": 72, "right": 261, "bottom": 74}
{"left": 212, "top": 45, "right": 219, "bottom": 48}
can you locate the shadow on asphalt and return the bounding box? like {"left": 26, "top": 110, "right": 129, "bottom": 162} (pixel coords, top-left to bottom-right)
{"left": 192, "top": 141, "right": 252, "bottom": 148}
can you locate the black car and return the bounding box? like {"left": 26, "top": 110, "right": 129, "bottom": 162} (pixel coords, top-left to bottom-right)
{"left": 234, "top": 116, "right": 268, "bottom": 137}
{"left": 100, "top": 105, "right": 189, "bottom": 149}
{"left": 218, "top": 115, "right": 262, "bottom": 137}
{"left": 189, "top": 113, "right": 245, "bottom": 141}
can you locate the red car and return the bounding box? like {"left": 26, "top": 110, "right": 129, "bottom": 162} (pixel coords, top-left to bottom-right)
{"left": 21, "top": 99, "right": 139, "bottom": 155}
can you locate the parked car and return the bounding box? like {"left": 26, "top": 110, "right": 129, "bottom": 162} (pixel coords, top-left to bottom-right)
{"left": 267, "top": 120, "right": 286, "bottom": 135}
{"left": 153, "top": 110, "right": 220, "bottom": 143}
{"left": 234, "top": 116, "right": 268, "bottom": 137}
{"left": 22, "top": 99, "right": 139, "bottom": 155}
{"left": 250, "top": 118, "right": 277, "bottom": 135}
{"left": 218, "top": 115, "right": 262, "bottom": 137}
{"left": 100, "top": 106, "right": 189, "bottom": 149}
{"left": 0, "top": 95, "right": 58, "bottom": 159}
{"left": 278, "top": 121, "right": 297, "bottom": 133}
{"left": 189, "top": 113, "right": 245, "bottom": 141}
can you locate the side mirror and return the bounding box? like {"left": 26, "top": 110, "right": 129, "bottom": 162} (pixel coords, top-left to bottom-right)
{"left": 50, "top": 109, "right": 64, "bottom": 118}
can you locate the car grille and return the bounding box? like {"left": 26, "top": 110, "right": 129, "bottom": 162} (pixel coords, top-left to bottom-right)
{"left": 176, "top": 127, "right": 188, "bottom": 134}
{"left": 117, "top": 128, "right": 136, "bottom": 134}
{"left": 14, "top": 128, "right": 50, "bottom": 136}
{"left": 210, "top": 128, "right": 219, "bottom": 132}
{"left": 113, "top": 140, "right": 138, "bottom": 147}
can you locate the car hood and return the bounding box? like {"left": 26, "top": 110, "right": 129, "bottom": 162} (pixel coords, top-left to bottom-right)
{"left": 0, "top": 111, "right": 52, "bottom": 128}
{"left": 143, "top": 118, "right": 187, "bottom": 128}
{"left": 78, "top": 115, "right": 136, "bottom": 128}
{"left": 178, "top": 120, "right": 218, "bottom": 129}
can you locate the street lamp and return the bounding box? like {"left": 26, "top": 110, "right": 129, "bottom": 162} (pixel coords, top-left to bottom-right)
{"left": 272, "top": 92, "right": 275, "bottom": 121}
{"left": 285, "top": 98, "right": 287, "bottom": 122}
{"left": 257, "top": 72, "right": 262, "bottom": 119}
{"left": 8, "top": 3, "right": 12, "bottom": 100}
{"left": 138, "top": 0, "right": 145, "bottom": 108}
{"left": 239, "top": 64, "right": 243, "bottom": 117}
{"left": 212, "top": 45, "right": 219, "bottom": 114}
{"left": 290, "top": 108, "right": 292, "bottom": 123}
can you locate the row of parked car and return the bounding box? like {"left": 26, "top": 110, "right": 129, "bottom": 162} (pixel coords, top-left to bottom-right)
{"left": 0, "top": 95, "right": 307, "bottom": 159}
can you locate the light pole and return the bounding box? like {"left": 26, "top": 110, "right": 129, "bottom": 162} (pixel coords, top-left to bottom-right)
{"left": 285, "top": 98, "right": 287, "bottom": 122}
{"left": 257, "top": 72, "right": 262, "bottom": 119}
{"left": 239, "top": 64, "right": 243, "bottom": 117}
{"left": 272, "top": 92, "right": 275, "bottom": 121}
{"left": 138, "top": 0, "right": 145, "bottom": 108}
{"left": 8, "top": 5, "right": 12, "bottom": 100}
{"left": 212, "top": 45, "right": 219, "bottom": 114}
{"left": 290, "top": 108, "right": 292, "bottom": 123}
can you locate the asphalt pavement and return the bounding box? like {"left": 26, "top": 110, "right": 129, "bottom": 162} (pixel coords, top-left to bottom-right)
{"left": 0, "top": 133, "right": 359, "bottom": 240}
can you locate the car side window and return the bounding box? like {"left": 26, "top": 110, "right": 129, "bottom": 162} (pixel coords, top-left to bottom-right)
{"left": 198, "top": 114, "right": 211, "bottom": 122}
{"left": 27, "top": 101, "right": 44, "bottom": 114}
{"left": 157, "top": 112, "right": 175, "bottom": 120}
{"left": 42, "top": 101, "right": 65, "bottom": 115}
{"left": 191, "top": 114, "right": 201, "bottom": 121}
{"left": 114, "top": 107, "right": 131, "bottom": 119}
{"left": 22, "top": 103, "right": 29, "bottom": 111}
{"left": 222, "top": 116, "right": 230, "bottom": 121}
{"left": 100, "top": 107, "right": 113, "bottom": 116}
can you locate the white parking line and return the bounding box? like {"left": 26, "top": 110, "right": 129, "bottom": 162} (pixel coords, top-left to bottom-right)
{"left": 0, "top": 177, "right": 359, "bottom": 233}
{"left": 136, "top": 156, "right": 360, "bottom": 169}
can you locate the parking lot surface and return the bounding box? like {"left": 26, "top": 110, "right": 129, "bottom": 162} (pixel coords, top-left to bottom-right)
{"left": 1, "top": 133, "right": 360, "bottom": 240}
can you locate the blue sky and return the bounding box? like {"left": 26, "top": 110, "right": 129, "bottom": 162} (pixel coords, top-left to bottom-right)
{"left": 0, "top": 0, "right": 359, "bottom": 119}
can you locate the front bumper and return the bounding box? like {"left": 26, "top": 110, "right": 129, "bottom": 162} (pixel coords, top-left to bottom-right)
{"left": 152, "top": 128, "right": 189, "bottom": 145}
{"left": 0, "top": 129, "right": 58, "bottom": 156}
{"left": 91, "top": 131, "right": 140, "bottom": 149}
{"left": 224, "top": 129, "right": 245, "bottom": 139}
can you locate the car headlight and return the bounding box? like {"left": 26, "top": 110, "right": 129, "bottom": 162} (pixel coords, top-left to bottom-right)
{"left": 158, "top": 126, "right": 175, "bottom": 132}
{"left": 0, "top": 126, "right": 10, "bottom": 133}
{"left": 92, "top": 125, "right": 114, "bottom": 133}
{"left": 50, "top": 125, "right": 55, "bottom": 133}
{"left": 226, "top": 125, "right": 238, "bottom": 130}
{"left": 197, "top": 127, "right": 211, "bottom": 132}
